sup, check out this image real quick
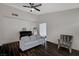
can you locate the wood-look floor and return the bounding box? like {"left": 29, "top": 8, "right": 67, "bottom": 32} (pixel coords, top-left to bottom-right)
{"left": 2, "top": 41, "right": 79, "bottom": 56}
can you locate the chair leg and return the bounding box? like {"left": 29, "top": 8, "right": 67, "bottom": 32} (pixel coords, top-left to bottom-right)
{"left": 69, "top": 48, "right": 72, "bottom": 53}
{"left": 58, "top": 44, "right": 60, "bottom": 49}
{"left": 58, "top": 39, "right": 60, "bottom": 49}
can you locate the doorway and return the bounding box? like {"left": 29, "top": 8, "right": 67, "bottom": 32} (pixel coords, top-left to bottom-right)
{"left": 39, "top": 23, "right": 47, "bottom": 40}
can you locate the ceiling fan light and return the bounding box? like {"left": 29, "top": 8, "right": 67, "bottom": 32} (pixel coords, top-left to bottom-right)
{"left": 31, "top": 8, "right": 34, "bottom": 11}
{"left": 30, "top": 8, "right": 34, "bottom": 12}
{"left": 30, "top": 10, "right": 32, "bottom": 12}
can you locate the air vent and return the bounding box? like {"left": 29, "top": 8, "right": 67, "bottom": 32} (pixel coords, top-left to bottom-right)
{"left": 12, "top": 13, "right": 18, "bottom": 16}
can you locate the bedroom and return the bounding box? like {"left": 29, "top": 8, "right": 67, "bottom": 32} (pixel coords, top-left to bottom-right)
{"left": 0, "top": 2, "right": 79, "bottom": 56}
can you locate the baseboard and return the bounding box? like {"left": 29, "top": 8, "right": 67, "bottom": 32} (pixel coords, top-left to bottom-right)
{"left": 1, "top": 41, "right": 19, "bottom": 45}
{"left": 47, "top": 40, "right": 58, "bottom": 45}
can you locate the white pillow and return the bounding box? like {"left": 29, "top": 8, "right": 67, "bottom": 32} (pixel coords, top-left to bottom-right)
{"left": 21, "top": 36, "right": 30, "bottom": 42}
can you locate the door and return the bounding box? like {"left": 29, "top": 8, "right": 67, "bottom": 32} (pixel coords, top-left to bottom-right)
{"left": 39, "top": 23, "right": 47, "bottom": 40}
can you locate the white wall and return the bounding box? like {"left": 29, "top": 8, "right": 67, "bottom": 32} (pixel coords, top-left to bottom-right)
{"left": 38, "top": 8, "right": 79, "bottom": 50}
{"left": 0, "top": 17, "right": 3, "bottom": 45}
{"left": 0, "top": 4, "right": 37, "bottom": 45}
{"left": 1, "top": 17, "right": 36, "bottom": 44}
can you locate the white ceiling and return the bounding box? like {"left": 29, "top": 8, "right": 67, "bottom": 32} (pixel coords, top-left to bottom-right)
{"left": 4, "top": 3, "right": 79, "bottom": 15}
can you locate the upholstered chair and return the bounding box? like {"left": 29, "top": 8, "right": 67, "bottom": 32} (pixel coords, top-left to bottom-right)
{"left": 58, "top": 34, "right": 73, "bottom": 53}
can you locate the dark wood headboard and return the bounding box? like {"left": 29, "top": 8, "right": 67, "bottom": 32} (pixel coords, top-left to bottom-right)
{"left": 19, "top": 31, "right": 32, "bottom": 39}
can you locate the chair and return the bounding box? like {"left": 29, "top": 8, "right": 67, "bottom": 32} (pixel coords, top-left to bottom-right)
{"left": 58, "top": 34, "right": 73, "bottom": 53}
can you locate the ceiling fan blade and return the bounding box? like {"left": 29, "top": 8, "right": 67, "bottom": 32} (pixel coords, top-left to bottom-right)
{"left": 23, "top": 5, "right": 31, "bottom": 8}
{"left": 34, "top": 4, "right": 42, "bottom": 7}
{"left": 34, "top": 7, "right": 40, "bottom": 11}
{"left": 29, "top": 3, "right": 34, "bottom": 6}
{"left": 29, "top": 3, "right": 32, "bottom": 5}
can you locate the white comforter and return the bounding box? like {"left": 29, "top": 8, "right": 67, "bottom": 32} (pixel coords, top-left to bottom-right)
{"left": 19, "top": 35, "right": 45, "bottom": 51}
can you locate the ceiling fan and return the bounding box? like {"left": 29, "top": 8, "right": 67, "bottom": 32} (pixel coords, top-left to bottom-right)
{"left": 23, "top": 3, "right": 42, "bottom": 12}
